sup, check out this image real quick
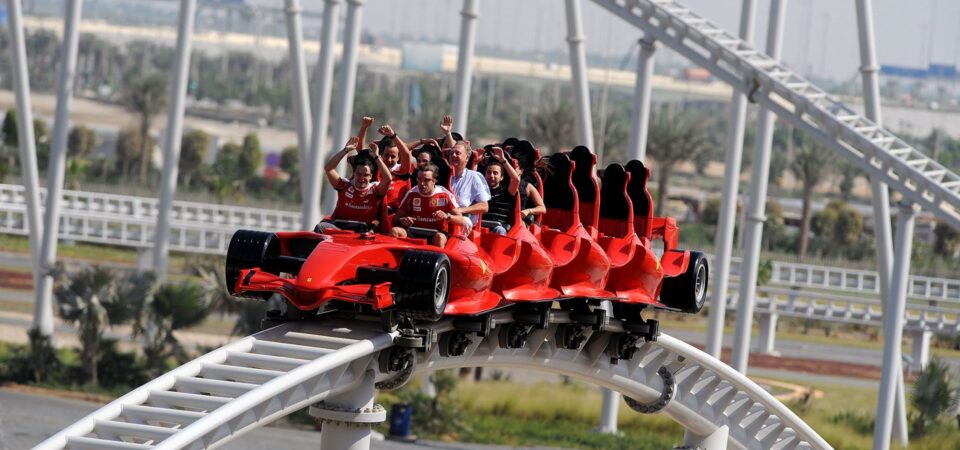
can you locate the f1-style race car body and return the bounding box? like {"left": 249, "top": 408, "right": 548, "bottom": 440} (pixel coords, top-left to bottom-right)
{"left": 227, "top": 144, "right": 708, "bottom": 329}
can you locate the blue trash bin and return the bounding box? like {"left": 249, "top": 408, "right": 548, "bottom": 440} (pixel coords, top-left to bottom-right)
{"left": 389, "top": 404, "right": 413, "bottom": 439}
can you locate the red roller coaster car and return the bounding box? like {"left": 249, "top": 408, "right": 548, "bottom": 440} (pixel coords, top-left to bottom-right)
{"left": 226, "top": 148, "right": 708, "bottom": 327}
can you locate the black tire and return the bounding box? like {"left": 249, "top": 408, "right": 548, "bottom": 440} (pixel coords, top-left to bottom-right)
{"left": 660, "top": 251, "right": 708, "bottom": 314}
{"left": 225, "top": 230, "right": 280, "bottom": 300}
{"left": 393, "top": 251, "right": 451, "bottom": 321}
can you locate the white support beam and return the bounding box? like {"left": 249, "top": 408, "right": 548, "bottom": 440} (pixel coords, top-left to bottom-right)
{"left": 731, "top": 0, "right": 788, "bottom": 374}
{"left": 302, "top": 0, "right": 341, "bottom": 230}
{"left": 153, "top": 0, "right": 197, "bottom": 280}
{"left": 873, "top": 202, "right": 919, "bottom": 450}
{"left": 452, "top": 0, "right": 479, "bottom": 136}
{"left": 564, "top": 0, "right": 595, "bottom": 150}
{"left": 627, "top": 36, "right": 657, "bottom": 162}
{"left": 705, "top": 0, "right": 756, "bottom": 359}
{"left": 5, "top": 0, "right": 47, "bottom": 333}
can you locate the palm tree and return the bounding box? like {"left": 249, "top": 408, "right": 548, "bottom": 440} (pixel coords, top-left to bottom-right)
{"left": 790, "top": 136, "right": 837, "bottom": 259}
{"left": 910, "top": 358, "right": 958, "bottom": 435}
{"left": 126, "top": 272, "right": 211, "bottom": 377}
{"left": 54, "top": 265, "right": 133, "bottom": 385}
{"left": 194, "top": 263, "right": 266, "bottom": 336}
{"left": 121, "top": 74, "right": 168, "bottom": 183}
{"left": 645, "top": 108, "right": 711, "bottom": 215}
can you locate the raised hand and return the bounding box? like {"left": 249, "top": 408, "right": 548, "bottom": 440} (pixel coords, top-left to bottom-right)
{"left": 368, "top": 141, "right": 380, "bottom": 155}
{"left": 361, "top": 116, "right": 374, "bottom": 127}
{"left": 344, "top": 136, "right": 359, "bottom": 150}
{"left": 492, "top": 146, "right": 505, "bottom": 160}
{"left": 440, "top": 115, "right": 453, "bottom": 133}
{"left": 377, "top": 125, "right": 395, "bottom": 137}
{"left": 426, "top": 138, "right": 440, "bottom": 149}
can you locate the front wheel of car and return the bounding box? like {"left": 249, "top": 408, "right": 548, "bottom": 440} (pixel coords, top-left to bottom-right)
{"left": 225, "top": 230, "right": 279, "bottom": 300}
{"left": 393, "top": 251, "right": 451, "bottom": 321}
{"left": 660, "top": 251, "right": 708, "bottom": 314}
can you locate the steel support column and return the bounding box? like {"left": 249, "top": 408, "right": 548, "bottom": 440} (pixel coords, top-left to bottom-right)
{"left": 323, "top": 0, "right": 363, "bottom": 215}
{"left": 854, "top": 0, "right": 908, "bottom": 444}
{"left": 705, "top": 0, "right": 757, "bottom": 359}
{"left": 873, "top": 202, "right": 918, "bottom": 450}
{"left": 680, "top": 425, "right": 729, "bottom": 450}
{"left": 284, "top": 0, "right": 312, "bottom": 213}
{"left": 36, "top": 0, "right": 84, "bottom": 338}
{"left": 302, "top": 0, "right": 340, "bottom": 230}
{"left": 452, "top": 0, "right": 479, "bottom": 136}
{"left": 730, "top": 0, "right": 787, "bottom": 374}
{"left": 5, "top": 0, "right": 46, "bottom": 333}
{"left": 564, "top": 0, "right": 595, "bottom": 149}
{"left": 627, "top": 36, "right": 657, "bottom": 162}
{"left": 312, "top": 370, "right": 382, "bottom": 450}
{"left": 152, "top": 0, "right": 197, "bottom": 280}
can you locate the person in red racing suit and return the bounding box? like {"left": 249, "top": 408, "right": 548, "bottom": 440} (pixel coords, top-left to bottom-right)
{"left": 389, "top": 163, "right": 469, "bottom": 247}
{"left": 316, "top": 137, "right": 392, "bottom": 231}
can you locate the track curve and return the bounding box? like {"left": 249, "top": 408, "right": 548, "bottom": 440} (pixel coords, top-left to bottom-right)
{"left": 34, "top": 311, "right": 830, "bottom": 450}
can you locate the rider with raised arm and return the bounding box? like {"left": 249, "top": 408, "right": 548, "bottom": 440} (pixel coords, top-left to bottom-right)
{"left": 315, "top": 137, "right": 392, "bottom": 232}
{"left": 483, "top": 146, "right": 546, "bottom": 235}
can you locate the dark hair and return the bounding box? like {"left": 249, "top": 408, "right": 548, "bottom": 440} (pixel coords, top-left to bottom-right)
{"left": 377, "top": 136, "right": 397, "bottom": 150}
{"left": 484, "top": 160, "right": 504, "bottom": 174}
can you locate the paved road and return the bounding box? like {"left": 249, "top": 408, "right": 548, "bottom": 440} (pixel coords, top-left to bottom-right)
{"left": 667, "top": 329, "right": 960, "bottom": 373}
{"left": 0, "top": 389, "right": 566, "bottom": 450}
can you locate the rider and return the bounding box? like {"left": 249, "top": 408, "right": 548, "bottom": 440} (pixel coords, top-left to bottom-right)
{"left": 316, "top": 137, "right": 392, "bottom": 232}
{"left": 390, "top": 163, "right": 469, "bottom": 247}
{"left": 483, "top": 146, "right": 546, "bottom": 235}
{"left": 374, "top": 124, "right": 414, "bottom": 210}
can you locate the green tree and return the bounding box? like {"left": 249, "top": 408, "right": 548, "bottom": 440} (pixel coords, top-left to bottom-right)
{"left": 239, "top": 133, "right": 263, "bottom": 180}
{"left": 115, "top": 127, "right": 146, "bottom": 179}
{"left": 811, "top": 200, "right": 865, "bottom": 259}
{"left": 645, "top": 109, "right": 711, "bottom": 214}
{"left": 934, "top": 222, "right": 960, "bottom": 257}
{"left": 34, "top": 119, "right": 51, "bottom": 172}
{"left": 67, "top": 125, "right": 99, "bottom": 159}
{"left": 179, "top": 129, "right": 210, "bottom": 189}
{"left": 54, "top": 266, "right": 134, "bottom": 385}
{"left": 121, "top": 74, "right": 168, "bottom": 183}
{"left": 910, "top": 358, "right": 958, "bottom": 435}
{"left": 126, "top": 272, "right": 211, "bottom": 377}
{"left": 279, "top": 145, "right": 301, "bottom": 200}
{"left": 2, "top": 109, "right": 18, "bottom": 147}
{"left": 790, "top": 138, "right": 837, "bottom": 259}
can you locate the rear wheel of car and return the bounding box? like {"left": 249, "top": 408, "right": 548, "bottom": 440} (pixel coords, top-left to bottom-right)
{"left": 393, "top": 251, "right": 451, "bottom": 322}
{"left": 660, "top": 251, "right": 708, "bottom": 314}
{"left": 225, "top": 230, "right": 280, "bottom": 300}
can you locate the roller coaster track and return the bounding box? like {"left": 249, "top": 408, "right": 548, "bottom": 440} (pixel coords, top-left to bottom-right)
{"left": 592, "top": 0, "right": 960, "bottom": 231}
{"left": 34, "top": 311, "right": 831, "bottom": 450}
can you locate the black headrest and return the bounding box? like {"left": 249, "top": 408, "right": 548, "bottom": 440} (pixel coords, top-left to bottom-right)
{"left": 600, "top": 164, "right": 630, "bottom": 221}
{"left": 569, "top": 146, "right": 597, "bottom": 203}
{"left": 543, "top": 153, "right": 575, "bottom": 210}
{"left": 625, "top": 160, "right": 651, "bottom": 215}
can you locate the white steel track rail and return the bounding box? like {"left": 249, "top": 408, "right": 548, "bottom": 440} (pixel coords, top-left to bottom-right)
{"left": 35, "top": 318, "right": 396, "bottom": 450}
{"left": 36, "top": 312, "right": 831, "bottom": 450}
{"left": 592, "top": 0, "right": 960, "bottom": 231}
